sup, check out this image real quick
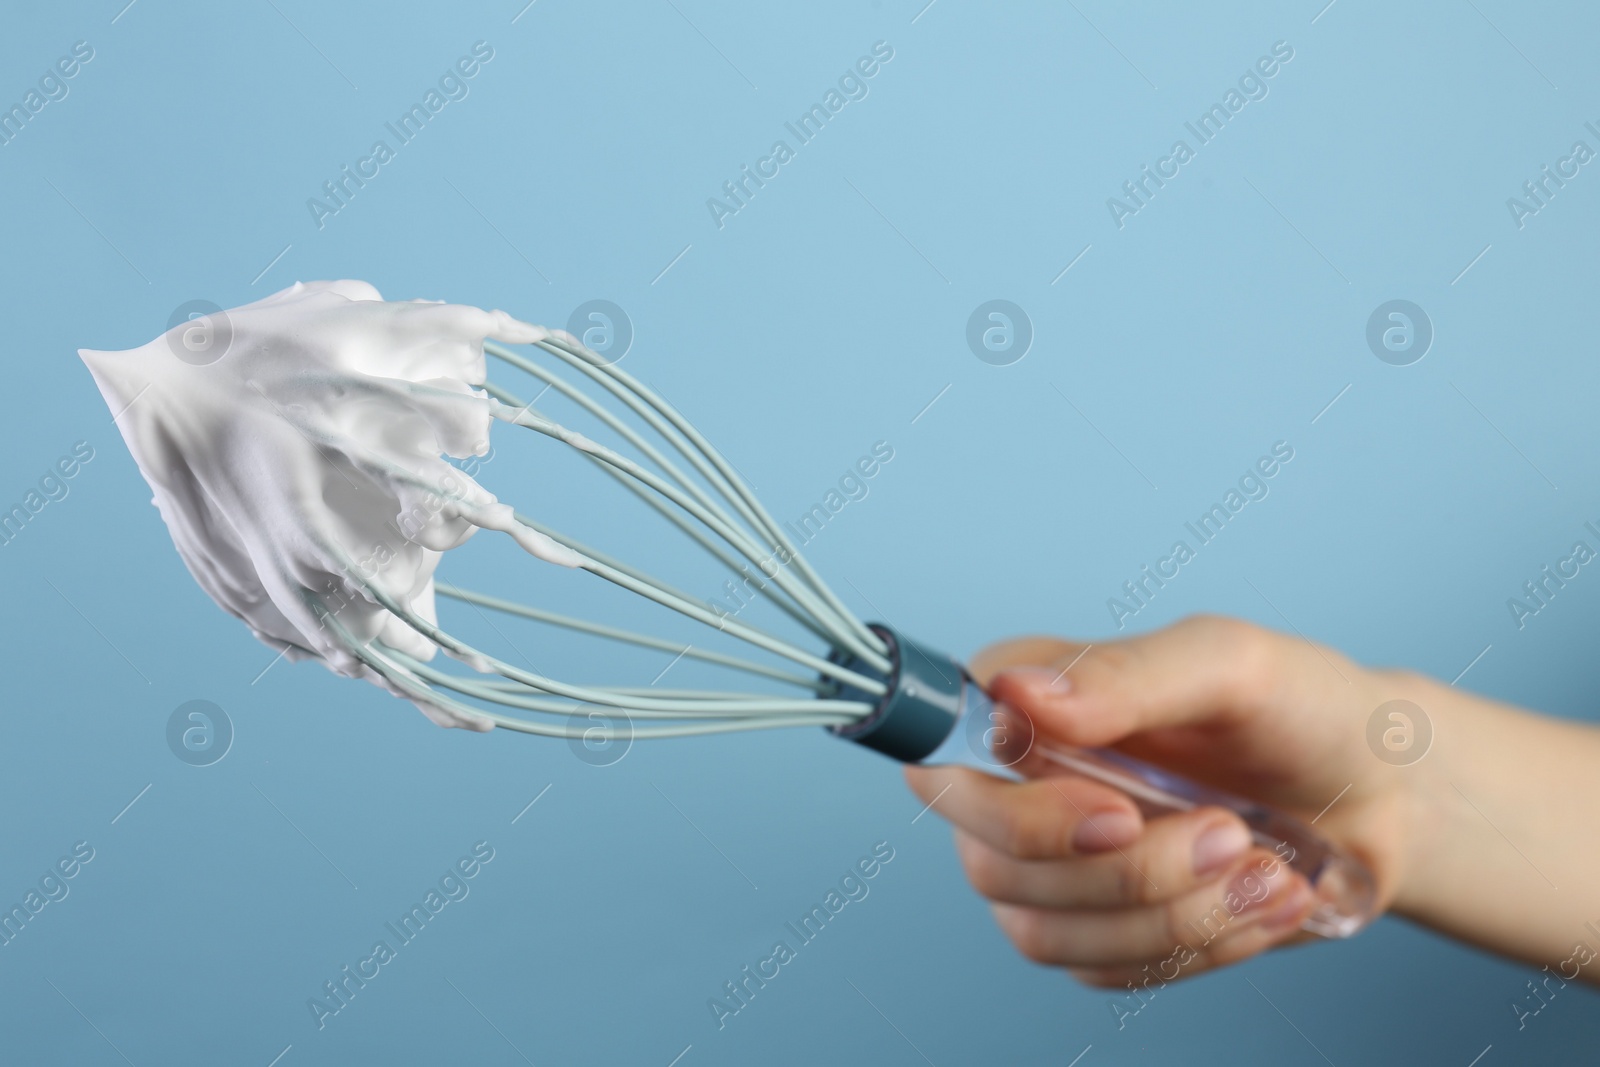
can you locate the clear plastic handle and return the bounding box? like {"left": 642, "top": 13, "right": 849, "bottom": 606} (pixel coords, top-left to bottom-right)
{"left": 919, "top": 673, "right": 1378, "bottom": 939}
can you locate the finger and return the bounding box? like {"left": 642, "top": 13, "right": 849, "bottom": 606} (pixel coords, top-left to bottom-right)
{"left": 904, "top": 765, "right": 1142, "bottom": 859}
{"left": 988, "top": 849, "right": 1310, "bottom": 967}
{"left": 987, "top": 615, "right": 1290, "bottom": 748}
{"left": 952, "top": 806, "right": 1253, "bottom": 909}
{"left": 967, "top": 636, "right": 1085, "bottom": 687}
{"left": 1070, "top": 903, "right": 1316, "bottom": 989}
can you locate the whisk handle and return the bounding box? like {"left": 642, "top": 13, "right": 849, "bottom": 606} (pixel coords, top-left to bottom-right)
{"left": 828, "top": 625, "right": 1377, "bottom": 940}
{"left": 922, "top": 669, "right": 1377, "bottom": 939}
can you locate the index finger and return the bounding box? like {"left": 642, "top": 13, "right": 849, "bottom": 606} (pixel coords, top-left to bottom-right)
{"left": 968, "top": 636, "right": 1086, "bottom": 687}
{"left": 904, "top": 764, "right": 1143, "bottom": 860}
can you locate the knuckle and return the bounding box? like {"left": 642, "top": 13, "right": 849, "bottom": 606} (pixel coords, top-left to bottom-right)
{"left": 1072, "top": 969, "right": 1128, "bottom": 990}
{"left": 999, "top": 805, "right": 1063, "bottom": 861}
{"left": 1002, "top": 909, "right": 1057, "bottom": 964}
{"left": 1165, "top": 890, "right": 1211, "bottom": 949}
{"left": 1180, "top": 613, "right": 1258, "bottom": 653}
{"left": 1197, "top": 615, "right": 1281, "bottom": 702}
{"left": 1077, "top": 642, "right": 1133, "bottom": 675}
{"left": 1113, "top": 853, "right": 1143, "bottom": 906}
{"left": 957, "top": 840, "right": 1010, "bottom": 900}
{"left": 1176, "top": 612, "right": 1234, "bottom": 639}
{"left": 1122, "top": 853, "right": 1164, "bottom": 907}
{"left": 1200, "top": 930, "right": 1270, "bottom": 970}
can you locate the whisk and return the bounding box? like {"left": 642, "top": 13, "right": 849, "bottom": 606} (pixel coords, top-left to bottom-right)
{"left": 82, "top": 281, "right": 1376, "bottom": 939}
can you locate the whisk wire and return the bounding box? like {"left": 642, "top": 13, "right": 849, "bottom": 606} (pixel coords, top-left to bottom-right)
{"left": 433, "top": 582, "right": 828, "bottom": 693}
{"left": 303, "top": 412, "right": 875, "bottom": 695}
{"left": 488, "top": 401, "right": 878, "bottom": 666}
{"left": 356, "top": 570, "right": 888, "bottom": 708}
{"left": 537, "top": 335, "right": 890, "bottom": 662}
{"left": 321, "top": 607, "right": 862, "bottom": 739}
{"left": 481, "top": 379, "right": 837, "bottom": 646}
{"left": 480, "top": 362, "right": 857, "bottom": 654}
{"left": 497, "top": 337, "right": 889, "bottom": 671}
{"left": 383, "top": 647, "right": 852, "bottom": 719}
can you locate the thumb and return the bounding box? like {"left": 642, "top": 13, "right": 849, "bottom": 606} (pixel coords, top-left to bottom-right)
{"left": 983, "top": 616, "right": 1269, "bottom": 749}
{"left": 967, "top": 635, "right": 1083, "bottom": 688}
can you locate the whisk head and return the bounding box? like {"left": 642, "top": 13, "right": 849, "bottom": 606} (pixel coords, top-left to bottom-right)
{"left": 83, "top": 281, "right": 932, "bottom": 750}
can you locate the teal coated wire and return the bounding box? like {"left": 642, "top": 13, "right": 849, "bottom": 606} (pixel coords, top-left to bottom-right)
{"left": 480, "top": 349, "right": 875, "bottom": 659}
{"left": 358, "top": 577, "right": 885, "bottom": 712}
{"left": 529, "top": 335, "right": 889, "bottom": 664}
{"left": 290, "top": 429, "right": 885, "bottom": 696}
{"left": 487, "top": 400, "right": 878, "bottom": 666}
{"left": 479, "top": 378, "right": 835, "bottom": 646}
{"left": 382, "top": 647, "right": 856, "bottom": 720}
{"left": 489, "top": 338, "right": 890, "bottom": 673}
{"left": 319, "top": 606, "right": 861, "bottom": 739}
{"left": 433, "top": 583, "right": 828, "bottom": 693}
{"left": 392, "top": 371, "right": 856, "bottom": 658}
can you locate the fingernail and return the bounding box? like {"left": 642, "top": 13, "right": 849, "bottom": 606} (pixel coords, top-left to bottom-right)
{"left": 1008, "top": 666, "right": 1071, "bottom": 693}
{"left": 1228, "top": 858, "right": 1293, "bottom": 916}
{"left": 1073, "top": 808, "right": 1140, "bottom": 852}
{"left": 1259, "top": 881, "right": 1312, "bottom": 932}
{"left": 1192, "top": 820, "right": 1252, "bottom": 877}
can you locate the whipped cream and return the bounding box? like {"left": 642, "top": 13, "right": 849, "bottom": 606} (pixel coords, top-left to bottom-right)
{"left": 81, "top": 280, "right": 572, "bottom": 729}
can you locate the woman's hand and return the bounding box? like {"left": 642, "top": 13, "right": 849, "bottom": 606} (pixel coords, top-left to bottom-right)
{"left": 904, "top": 614, "right": 1564, "bottom": 986}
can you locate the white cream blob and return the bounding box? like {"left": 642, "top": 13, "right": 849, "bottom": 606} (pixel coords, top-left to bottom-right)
{"left": 81, "top": 280, "right": 578, "bottom": 730}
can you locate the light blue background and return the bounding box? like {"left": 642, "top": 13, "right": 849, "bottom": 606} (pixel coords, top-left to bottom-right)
{"left": 3, "top": 0, "right": 1598, "bottom": 1063}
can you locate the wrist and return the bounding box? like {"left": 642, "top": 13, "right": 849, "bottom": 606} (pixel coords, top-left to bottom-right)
{"left": 1383, "top": 672, "right": 1481, "bottom": 922}
{"left": 1381, "top": 676, "right": 1600, "bottom": 968}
